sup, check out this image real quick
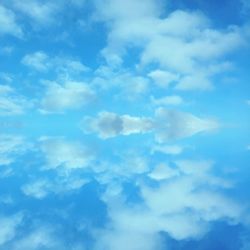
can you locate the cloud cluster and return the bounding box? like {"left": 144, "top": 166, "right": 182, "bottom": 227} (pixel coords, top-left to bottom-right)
{"left": 94, "top": 0, "right": 245, "bottom": 90}
{"left": 22, "top": 51, "right": 89, "bottom": 73}
{"left": 95, "top": 159, "right": 245, "bottom": 250}
{"left": 0, "top": 213, "right": 23, "bottom": 246}
{"left": 0, "top": 4, "right": 23, "bottom": 37}
{"left": 40, "top": 137, "right": 94, "bottom": 170}
{"left": 81, "top": 112, "right": 153, "bottom": 139}
{"left": 0, "top": 85, "right": 31, "bottom": 116}
{"left": 40, "top": 80, "right": 95, "bottom": 113}
{"left": 81, "top": 108, "right": 219, "bottom": 141}
{"left": 0, "top": 135, "right": 28, "bottom": 166}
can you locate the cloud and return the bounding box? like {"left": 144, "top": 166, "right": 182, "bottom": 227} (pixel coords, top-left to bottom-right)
{"left": 0, "top": 4, "right": 23, "bottom": 37}
{"left": 81, "top": 108, "right": 219, "bottom": 141}
{"left": 81, "top": 112, "right": 153, "bottom": 138}
{"left": 95, "top": 159, "right": 245, "bottom": 250}
{"left": 40, "top": 138, "right": 94, "bottom": 170}
{"left": 94, "top": 1, "right": 244, "bottom": 90}
{"left": 0, "top": 85, "right": 31, "bottom": 116}
{"left": 40, "top": 80, "right": 95, "bottom": 113}
{"left": 10, "top": 225, "right": 76, "bottom": 250}
{"left": 22, "top": 177, "right": 89, "bottom": 199}
{"left": 92, "top": 66, "right": 149, "bottom": 99}
{"left": 22, "top": 51, "right": 50, "bottom": 71}
{"left": 151, "top": 95, "right": 183, "bottom": 106}
{"left": 12, "top": 0, "right": 59, "bottom": 26}
{"left": 0, "top": 135, "right": 28, "bottom": 166}
{"left": 148, "top": 163, "right": 179, "bottom": 180}
{"left": 151, "top": 144, "right": 183, "bottom": 155}
{"left": 148, "top": 70, "right": 179, "bottom": 88}
{"left": 22, "top": 51, "right": 89, "bottom": 73}
{"left": 0, "top": 213, "right": 23, "bottom": 246}
{"left": 154, "top": 108, "right": 219, "bottom": 142}
{"left": 175, "top": 73, "right": 213, "bottom": 91}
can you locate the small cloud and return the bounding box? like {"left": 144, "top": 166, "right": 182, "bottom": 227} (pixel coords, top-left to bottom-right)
{"left": 151, "top": 144, "right": 183, "bottom": 155}
{"left": 12, "top": 0, "right": 59, "bottom": 26}
{"left": 151, "top": 95, "right": 183, "bottom": 106}
{"left": 175, "top": 74, "right": 213, "bottom": 91}
{"left": 40, "top": 138, "right": 94, "bottom": 170}
{"left": 81, "top": 112, "right": 153, "bottom": 139}
{"left": 148, "top": 70, "right": 179, "bottom": 88}
{"left": 155, "top": 108, "right": 219, "bottom": 142}
{"left": 22, "top": 51, "right": 50, "bottom": 72}
{"left": 22, "top": 51, "right": 89, "bottom": 74}
{"left": 40, "top": 80, "right": 95, "bottom": 113}
{"left": 0, "top": 85, "right": 31, "bottom": 116}
{"left": 0, "top": 4, "right": 23, "bottom": 38}
{"left": 148, "top": 163, "right": 179, "bottom": 180}
{"left": 0, "top": 213, "right": 23, "bottom": 246}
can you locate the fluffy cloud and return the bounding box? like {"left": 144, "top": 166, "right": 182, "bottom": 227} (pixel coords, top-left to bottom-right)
{"left": 0, "top": 4, "right": 23, "bottom": 37}
{"left": 81, "top": 108, "right": 219, "bottom": 141}
{"left": 22, "top": 177, "right": 88, "bottom": 199}
{"left": 22, "top": 51, "right": 89, "bottom": 73}
{"left": 154, "top": 108, "right": 219, "bottom": 142}
{"left": 151, "top": 144, "right": 183, "bottom": 155}
{"left": 40, "top": 80, "right": 95, "bottom": 113}
{"left": 10, "top": 225, "right": 79, "bottom": 250}
{"left": 12, "top": 0, "right": 59, "bottom": 26}
{"left": 94, "top": 0, "right": 244, "bottom": 90}
{"left": 92, "top": 66, "right": 149, "bottom": 99}
{"left": 82, "top": 112, "right": 153, "bottom": 139}
{"left": 40, "top": 138, "right": 94, "bottom": 170}
{"left": 0, "top": 213, "right": 23, "bottom": 246}
{"left": 0, "top": 135, "right": 28, "bottom": 166}
{"left": 148, "top": 70, "right": 179, "bottom": 88}
{"left": 151, "top": 95, "right": 183, "bottom": 106}
{"left": 95, "top": 159, "right": 245, "bottom": 250}
{"left": 0, "top": 85, "right": 31, "bottom": 115}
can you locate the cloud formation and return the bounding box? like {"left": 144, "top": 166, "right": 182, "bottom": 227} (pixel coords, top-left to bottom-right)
{"left": 0, "top": 4, "right": 23, "bottom": 37}
{"left": 40, "top": 80, "right": 95, "bottom": 113}
{"left": 81, "top": 108, "right": 219, "bottom": 141}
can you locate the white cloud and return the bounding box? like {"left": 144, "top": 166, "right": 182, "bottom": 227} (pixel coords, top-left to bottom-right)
{"left": 148, "top": 70, "right": 179, "bottom": 88}
{"left": 155, "top": 108, "right": 219, "bottom": 142}
{"left": 94, "top": 1, "right": 244, "bottom": 90}
{"left": 0, "top": 85, "right": 31, "bottom": 116}
{"left": 22, "top": 177, "right": 88, "bottom": 199}
{"left": 95, "top": 159, "right": 245, "bottom": 249}
{"left": 40, "top": 138, "right": 94, "bottom": 170}
{"left": 0, "top": 213, "right": 23, "bottom": 246}
{"left": 0, "top": 4, "right": 23, "bottom": 37}
{"left": 81, "top": 112, "right": 153, "bottom": 138}
{"left": 175, "top": 74, "right": 213, "bottom": 91}
{"left": 148, "top": 163, "right": 179, "bottom": 180}
{"left": 40, "top": 80, "right": 95, "bottom": 113}
{"left": 82, "top": 109, "right": 219, "bottom": 141}
{"left": 0, "top": 135, "right": 28, "bottom": 166}
{"left": 92, "top": 66, "right": 149, "bottom": 99}
{"left": 22, "top": 51, "right": 50, "bottom": 71}
{"left": 22, "top": 51, "right": 89, "bottom": 73}
{"left": 12, "top": 0, "right": 59, "bottom": 26}
{"left": 151, "top": 95, "right": 183, "bottom": 106}
{"left": 11, "top": 225, "right": 73, "bottom": 250}
{"left": 151, "top": 144, "right": 183, "bottom": 155}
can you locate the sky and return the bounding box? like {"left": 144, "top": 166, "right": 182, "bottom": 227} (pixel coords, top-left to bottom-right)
{"left": 0, "top": 0, "right": 250, "bottom": 249}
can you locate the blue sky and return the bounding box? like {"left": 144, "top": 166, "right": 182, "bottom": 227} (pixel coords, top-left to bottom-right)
{"left": 0, "top": 0, "right": 250, "bottom": 249}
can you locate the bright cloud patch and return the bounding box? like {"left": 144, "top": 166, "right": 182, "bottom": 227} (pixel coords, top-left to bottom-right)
{"left": 40, "top": 81, "right": 95, "bottom": 113}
